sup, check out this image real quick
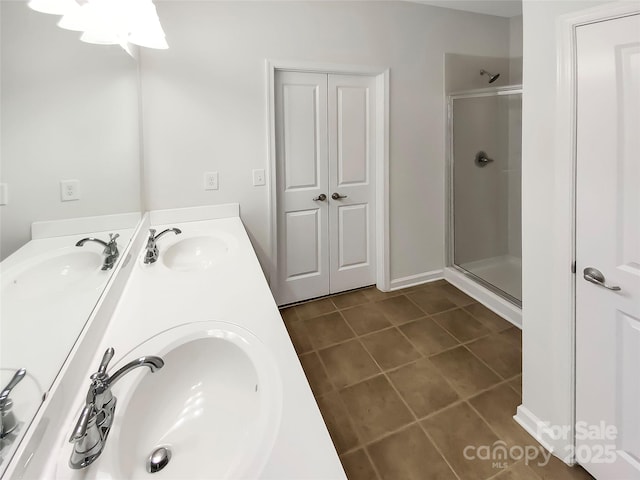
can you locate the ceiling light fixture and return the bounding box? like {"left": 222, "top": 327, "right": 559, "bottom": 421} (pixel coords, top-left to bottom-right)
{"left": 27, "top": 0, "right": 168, "bottom": 52}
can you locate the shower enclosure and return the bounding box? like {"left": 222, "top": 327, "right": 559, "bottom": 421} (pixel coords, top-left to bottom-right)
{"left": 447, "top": 86, "right": 522, "bottom": 308}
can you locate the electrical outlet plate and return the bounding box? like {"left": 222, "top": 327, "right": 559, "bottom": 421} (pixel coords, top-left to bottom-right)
{"left": 60, "top": 179, "right": 80, "bottom": 201}
{"left": 252, "top": 169, "right": 266, "bottom": 186}
{"left": 204, "top": 172, "right": 219, "bottom": 190}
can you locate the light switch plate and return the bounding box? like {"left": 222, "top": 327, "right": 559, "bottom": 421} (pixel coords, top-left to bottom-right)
{"left": 60, "top": 179, "right": 80, "bottom": 201}
{"left": 204, "top": 172, "right": 219, "bottom": 190}
{"left": 0, "top": 183, "right": 7, "bottom": 206}
{"left": 252, "top": 169, "right": 266, "bottom": 186}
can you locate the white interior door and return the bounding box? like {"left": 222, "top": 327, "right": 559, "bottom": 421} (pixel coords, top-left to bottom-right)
{"left": 328, "top": 74, "right": 376, "bottom": 293}
{"left": 275, "top": 71, "right": 329, "bottom": 305}
{"left": 274, "top": 71, "right": 376, "bottom": 305}
{"left": 575, "top": 13, "right": 640, "bottom": 480}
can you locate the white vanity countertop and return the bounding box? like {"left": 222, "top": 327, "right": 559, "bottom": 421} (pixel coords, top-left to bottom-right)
{"left": 52, "top": 216, "right": 346, "bottom": 479}
{"left": 0, "top": 228, "right": 134, "bottom": 450}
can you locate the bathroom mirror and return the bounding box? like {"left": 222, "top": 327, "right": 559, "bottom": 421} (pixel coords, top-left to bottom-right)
{"left": 0, "top": 1, "right": 141, "bottom": 469}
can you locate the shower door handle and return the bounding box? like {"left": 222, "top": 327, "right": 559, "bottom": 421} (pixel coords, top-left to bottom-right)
{"left": 583, "top": 267, "right": 621, "bottom": 291}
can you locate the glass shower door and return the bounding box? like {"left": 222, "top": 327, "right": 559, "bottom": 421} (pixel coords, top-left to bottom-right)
{"left": 450, "top": 90, "right": 522, "bottom": 305}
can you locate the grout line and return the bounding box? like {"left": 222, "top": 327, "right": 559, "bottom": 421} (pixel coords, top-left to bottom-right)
{"left": 356, "top": 333, "right": 463, "bottom": 480}
{"left": 461, "top": 341, "right": 515, "bottom": 382}
{"left": 288, "top": 284, "right": 525, "bottom": 480}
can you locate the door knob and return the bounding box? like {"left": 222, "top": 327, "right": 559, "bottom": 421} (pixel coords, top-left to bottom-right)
{"left": 312, "top": 194, "right": 327, "bottom": 202}
{"left": 331, "top": 192, "right": 347, "bottom": 200}
{"left": 583, "top": 267, "right": 621, "bottom": 291}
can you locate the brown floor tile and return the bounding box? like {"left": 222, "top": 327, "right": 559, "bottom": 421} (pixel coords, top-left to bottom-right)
{"left": 319, "top": 339, "right": 380, "bottom": 388}
{"left": 509, "top": 375, "right": 522, "bottom": 397}
{"left": 375, "top": 296, "right": 424, "bottom": 325}
{"left": 433, "top": 308, "right": 491, "bottom": 343}
{"left": 304, "top": 312, "right": 354, "bottom": 349}
{"left": 464, "top": 303, "right": 513, "bottom": 332}
{"left": 388, "top": 358, "right": 460, "bottom": 418}
{"left": 316, "top": 390, "right": 360, "bottom": 454}
{"left": 284, "top": 319, "right": 313, "bottom": 354}
{"left": 279, "top": 307, "right": 299, "bottom": 325}
{"left": 430, "top": 346, "right": 501, "bottom": 397}
{"left": 340, "top": 375, "right": 413, "bottom": 443}
{"left": 528, "top": 455, "right": 595, "bottom": 480}
{"left": 361, "top": 328, "right": 421, "bottom": 370}
{"left": 399, "top": 317, "right": 459, "bottom": 356}
{"left": 493, "top": 461, "right": 541, "bottom": 479}
{"left": 437, "top": 283, "right": 477, "bottom": 306}
{"left": 500, "top": 326, "right": 522, "bottom": 350}
{"left": 342, "top": 303, "right": 392, "bottom": 335}
{"left": 340, "top": 449, "right": 379, "bottom": 480}
{"left": 405, "top": 279, "right": 449, "bottom": 292}
{"left": 368, "top": 424, "right": 456, "bottom": 480}
{"left": 422, "top": 402, "right": 501, "bottom": 480}
{"left": 469, "top": 384, "right": 532, "bottom": 448}
{"left": 294, "top": 297, "right": 336, "bottom": 319}
{"left": 407, "top": 289, "right": 457, "bottom": 315}
{"left": 332, "top": 289, "right": 370, "bottom": 309}
{"left": 467, "top": 333, "right": 522, "bottom": 379}
{"left": 298, "top": 352, "right": 333, "bottom": 396}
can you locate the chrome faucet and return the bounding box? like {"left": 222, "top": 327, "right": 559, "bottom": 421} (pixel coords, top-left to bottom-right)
{"left": 76, "top": 233, "right": 120, "bottom": 270}
{"left": 0, "top": 369, "right": 26, "bottom": 442}
{"left": 68, "top": 348, "right": 164, "bottom": 469}
{"left": 143, "top": 228, "right": 181, "bottom": 264}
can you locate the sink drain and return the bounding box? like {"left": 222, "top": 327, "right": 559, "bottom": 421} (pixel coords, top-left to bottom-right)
{"left": 146, "top": 446, "right": 171, "bottom": 473}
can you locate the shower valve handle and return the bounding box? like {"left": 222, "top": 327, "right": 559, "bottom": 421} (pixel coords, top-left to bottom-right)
{"left": 475, "top": 151, "right": 494, "bottom": 167}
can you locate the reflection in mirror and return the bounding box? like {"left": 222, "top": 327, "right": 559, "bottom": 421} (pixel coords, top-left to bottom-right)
{"left": 0, "top": 0, "right": 141, "bottom": 470}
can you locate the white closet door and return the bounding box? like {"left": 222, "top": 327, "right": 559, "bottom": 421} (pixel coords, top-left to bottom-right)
{"left": 274, "top": 71, "right": 329, "bottom": 305}
{"left": 327, "top": 74, "right": 376, "bottom": 293}
{"left": 575, "top": 13, "right": 640, "bottom": 480}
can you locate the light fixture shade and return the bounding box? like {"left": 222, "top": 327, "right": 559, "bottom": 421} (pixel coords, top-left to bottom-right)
{"left": 27, "top": 0, "right": 79, "bottom": 16}
{"left": 57, "top": 2, "right": 91, "bottom": 31}
{"left": 80, "top": 30, "right": 120, "bottom": 45}
{"left": 128, "top": 0, "right": 169, "bottom": 49}
{"left": 33, "top": 0, "right": 169, "bottom": 51}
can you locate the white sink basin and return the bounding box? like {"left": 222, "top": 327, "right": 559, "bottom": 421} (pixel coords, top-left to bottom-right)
{"left": 1, "top": 249, "right": 105, "bottom": 300}
{"left": 56, "top": 322, "right": 282, "bottom": 480}
{"left": 161, "top": 234, "right": 237, "bottom": 272}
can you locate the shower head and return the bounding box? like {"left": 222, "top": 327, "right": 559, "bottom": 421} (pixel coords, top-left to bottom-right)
{"left": 480, "top": 69, "right": 500, "bottom": 84}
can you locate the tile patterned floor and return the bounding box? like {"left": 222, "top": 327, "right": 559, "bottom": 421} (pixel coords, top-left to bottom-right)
{"left": 280, "top": 281, "right": 594, "bottom": 480}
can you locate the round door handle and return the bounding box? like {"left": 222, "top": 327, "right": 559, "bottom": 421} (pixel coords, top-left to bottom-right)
{"left": 312, "top": 194, "right": 327, "bottom": 202}
{"left": 331, "top": 192, "right": 347, "bottom": 200}
{"left": 583, "top": 267, "right": 621, "bottom": 291}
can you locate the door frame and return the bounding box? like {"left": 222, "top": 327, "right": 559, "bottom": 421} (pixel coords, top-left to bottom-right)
{"left": 549, "top": 1, "right": 640, "bottom": 464}
{"left": 265, "top": 60, "right": 390, "bottom": 300}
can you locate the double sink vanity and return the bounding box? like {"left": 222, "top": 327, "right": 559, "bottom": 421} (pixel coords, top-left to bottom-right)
{"left": 1, "top": 204, "right": 346, "bottom": 479}
{"left": 1, "top": 4, "right": 345, "bottom": 478}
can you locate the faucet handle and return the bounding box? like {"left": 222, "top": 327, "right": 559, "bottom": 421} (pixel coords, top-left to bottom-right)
{"left": 108, "top": 233, "right": 120, "bottom": 244}
{"left": 0, "top": 368, "right": 26, "bottom": 408}
{"left": 148, "top": 228, "right": 157, "bottom": 239}
{"left": 69, "top": 403, "right": 94, "bottom": 444}
{"left": 96, "top": 348, "right": 114, "bottom": 377}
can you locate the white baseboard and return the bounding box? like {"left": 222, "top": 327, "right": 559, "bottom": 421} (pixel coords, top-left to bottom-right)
{"left": 514, "top": 405, "right": 575, "bottom": 465}
{"left": 444, "top": 267, "right": 522, "bottom": 328}
{"left": 389, "top": 269, "right": 444, "bottom": 291}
